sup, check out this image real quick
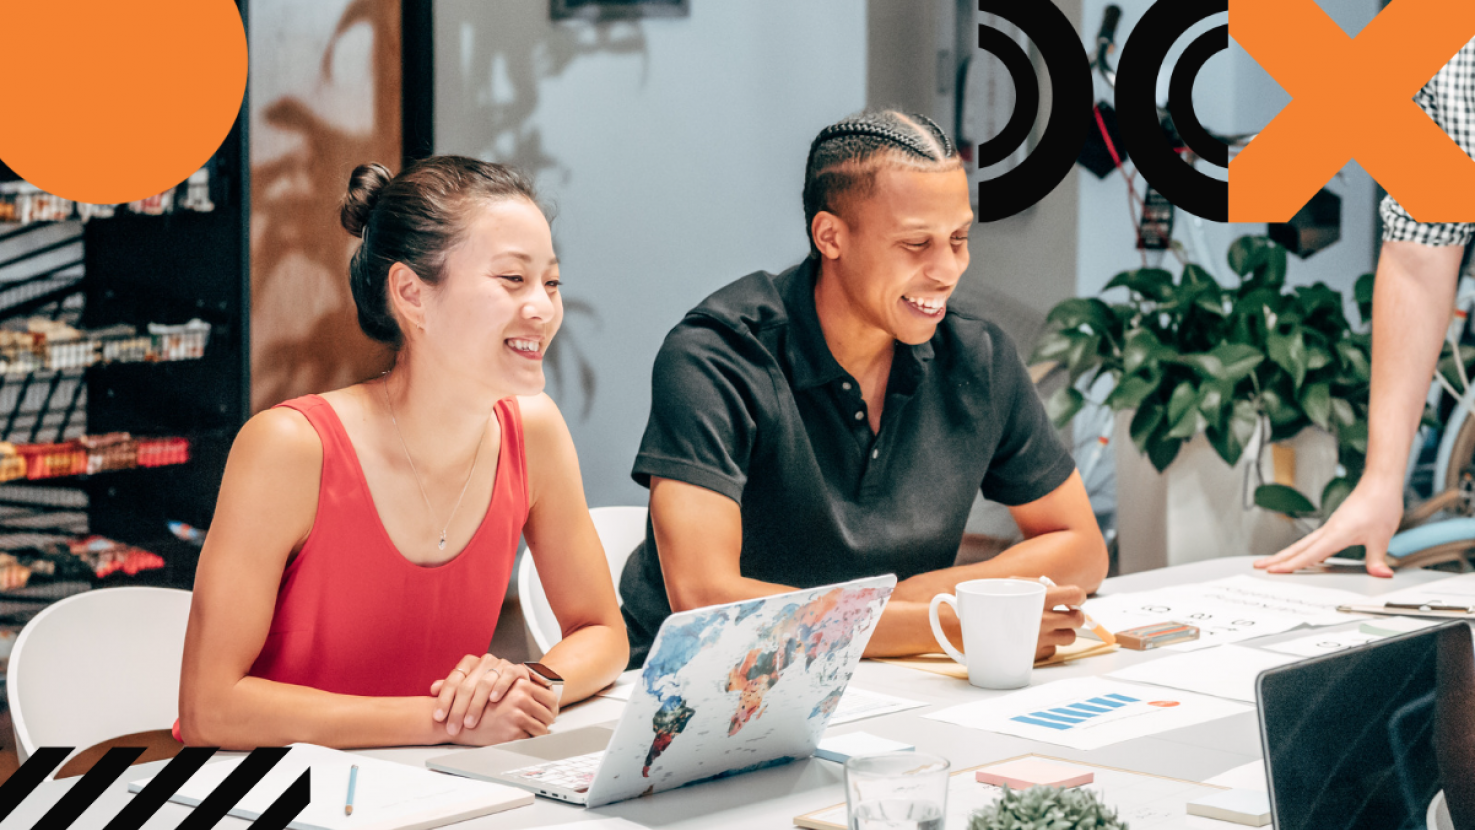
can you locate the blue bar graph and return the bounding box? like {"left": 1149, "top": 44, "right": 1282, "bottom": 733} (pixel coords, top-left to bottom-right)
{"left": 1011, "top": 693, "right": 1140, "bottom": 731}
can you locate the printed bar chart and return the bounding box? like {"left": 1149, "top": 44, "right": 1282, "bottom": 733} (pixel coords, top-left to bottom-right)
{"left": 1011, "top": 693, "right": 1140, "bottom": 730}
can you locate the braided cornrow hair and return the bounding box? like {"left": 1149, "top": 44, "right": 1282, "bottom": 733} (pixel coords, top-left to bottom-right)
{"left": 802, "top": 109, "right": 960, "bottom": 257}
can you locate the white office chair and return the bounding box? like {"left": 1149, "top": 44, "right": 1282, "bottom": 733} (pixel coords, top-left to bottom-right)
{"left": 8, "top": 586, "right": 192, "bottom": 764}
{"left": 518, "top": 505, "right": 647, "bottom": 656}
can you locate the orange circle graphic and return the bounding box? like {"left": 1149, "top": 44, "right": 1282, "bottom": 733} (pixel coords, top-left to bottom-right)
{"left": 0, "top": 1, "right": 247, "bottom": 204}
{"left": 1148, "top": 700, "right": 1181, "bottom": 708}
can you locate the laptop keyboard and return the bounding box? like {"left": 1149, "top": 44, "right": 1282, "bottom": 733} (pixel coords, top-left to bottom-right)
{"left": 505, "top": 750, "right": 605, "bottom": 793}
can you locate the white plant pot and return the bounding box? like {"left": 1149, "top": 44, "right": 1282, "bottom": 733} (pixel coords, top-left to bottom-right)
{"left": 1113, "top": 413, "right": 1338, "bottom": 573}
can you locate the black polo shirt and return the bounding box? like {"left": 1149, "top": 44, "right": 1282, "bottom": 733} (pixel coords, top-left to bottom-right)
{"left": 619, "top": 258, "right": 1076, "bottom": 665}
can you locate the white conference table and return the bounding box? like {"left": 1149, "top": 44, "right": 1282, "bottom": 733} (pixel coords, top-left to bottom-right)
{"left": 3, "top": 556, "right": 1453, "bottom": 830}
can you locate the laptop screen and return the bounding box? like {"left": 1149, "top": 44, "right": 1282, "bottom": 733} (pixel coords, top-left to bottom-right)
{"left": 1258, "top": 622, "right": 1471, "bottom": 830}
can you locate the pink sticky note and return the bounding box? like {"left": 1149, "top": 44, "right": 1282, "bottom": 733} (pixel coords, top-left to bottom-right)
{"left": 975, "top": 758, "right": 1095, "bottom": 789}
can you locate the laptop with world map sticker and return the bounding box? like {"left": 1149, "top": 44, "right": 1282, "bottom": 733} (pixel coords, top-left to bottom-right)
{"left": 425, "top": 574, "right": 895, "bottom": 807}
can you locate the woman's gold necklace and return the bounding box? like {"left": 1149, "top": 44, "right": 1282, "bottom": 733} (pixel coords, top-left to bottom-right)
{"left": 381, "top": 377, "right": 490, "bottom": 551}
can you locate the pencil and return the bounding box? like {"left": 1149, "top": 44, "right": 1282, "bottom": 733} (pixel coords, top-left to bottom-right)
{"left": 345, "top": 764, "right": 358, "bottom": 816}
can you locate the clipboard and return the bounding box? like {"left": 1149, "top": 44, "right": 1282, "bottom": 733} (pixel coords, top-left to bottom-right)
{"left": 1336, "top": 603, "right": 1475, "bottom": 620}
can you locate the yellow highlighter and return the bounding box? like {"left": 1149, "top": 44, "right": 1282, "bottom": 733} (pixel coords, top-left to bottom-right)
{"left": 1037, "top": 575, "right": 1116, "bottom": 645}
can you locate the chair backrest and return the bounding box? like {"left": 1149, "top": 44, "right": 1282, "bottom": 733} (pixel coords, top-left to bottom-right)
{"left": 518, "top": 505, "right": 647, "bottom": 655}
{"left": 8, "top": 586, "right": 192, "bottom": 763}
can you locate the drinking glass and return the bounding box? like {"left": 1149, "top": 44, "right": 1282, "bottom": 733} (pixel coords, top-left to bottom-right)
{"left": 844, "top": 751, "right": 950, "bottom": 830}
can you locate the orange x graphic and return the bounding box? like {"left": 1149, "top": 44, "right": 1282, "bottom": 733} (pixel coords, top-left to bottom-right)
{"left": 1231, "top": 0, "right": 1475, "bottom": 223}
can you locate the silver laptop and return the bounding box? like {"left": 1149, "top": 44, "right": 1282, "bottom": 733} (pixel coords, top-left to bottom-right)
{"left": 426, "top": 574, "right": 895, "bottom": 807}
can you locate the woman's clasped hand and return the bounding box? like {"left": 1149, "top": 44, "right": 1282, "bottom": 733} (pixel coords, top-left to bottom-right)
{"left": 429, "top": 653, "right": 559, "bottom": 744}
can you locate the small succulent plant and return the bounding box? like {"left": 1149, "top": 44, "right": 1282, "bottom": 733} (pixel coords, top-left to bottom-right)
{"left": 968, "top": 785, "right": 1129, "bottom": 830}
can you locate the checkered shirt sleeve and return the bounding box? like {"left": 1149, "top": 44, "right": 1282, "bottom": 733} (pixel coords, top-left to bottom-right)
{"left": 1381, "top": 38, "right": 1475, "bottom": 247}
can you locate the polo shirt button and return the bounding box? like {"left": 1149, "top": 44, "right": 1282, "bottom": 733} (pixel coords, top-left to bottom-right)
{"left": 854, "top": 411, "right": 865, "bottom": 421}
{"left": 871, "top": 449, "right": 879, "bottom": 459}
{"left": 842, "top": 382, "right": 852, "bottom": 391}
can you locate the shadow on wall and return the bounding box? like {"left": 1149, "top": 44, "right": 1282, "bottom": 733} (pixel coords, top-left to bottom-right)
{"left": 441, "top": 2, "right": 652, "bottom": 419}
{"left": 250, "top": 0, "right": 400, "bottom": 412}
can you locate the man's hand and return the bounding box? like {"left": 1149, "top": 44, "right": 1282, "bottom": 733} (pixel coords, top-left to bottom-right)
{"left": 1036, "top": 584, "right": 1087, "bottom": 661}
{"left": 1254, "top": 476, "right": 1401, "bottom": 577}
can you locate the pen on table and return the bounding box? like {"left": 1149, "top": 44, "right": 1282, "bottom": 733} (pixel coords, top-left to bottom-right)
{"left": 345, "top": 764, "right": 358, "bottom": 816}
{"left": 1037, "top": 575, "right": 1117, "bottom": 645}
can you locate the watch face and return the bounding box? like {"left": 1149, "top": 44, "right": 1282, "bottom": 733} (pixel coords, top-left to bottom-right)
{"left": 524, "top": 661, "right": 564, "bottom": 684}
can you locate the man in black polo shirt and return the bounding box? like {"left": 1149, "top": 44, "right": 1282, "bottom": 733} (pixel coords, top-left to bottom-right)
{"left": 619, "top": 110, "right": 1109, "bottom": 667}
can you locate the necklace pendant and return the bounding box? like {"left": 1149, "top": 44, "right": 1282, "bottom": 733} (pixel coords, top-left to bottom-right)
{"left": 438, "top": 532, "right": 447, "bottom": 551}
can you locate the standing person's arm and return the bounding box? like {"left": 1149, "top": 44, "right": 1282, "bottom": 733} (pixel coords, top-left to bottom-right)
{"left": 1255, "top": 241, "right": 1463, "bottom": 575}
{"left": 1258, "top": 46, "right": 1474, "bottom": 576}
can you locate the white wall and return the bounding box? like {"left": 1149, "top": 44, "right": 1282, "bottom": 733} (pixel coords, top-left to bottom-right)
{"left": 1076, "top": 0, "right": 1380, "bottom": 300}
{"left": 435, "top": 1, "right": 867, "bottom": 508}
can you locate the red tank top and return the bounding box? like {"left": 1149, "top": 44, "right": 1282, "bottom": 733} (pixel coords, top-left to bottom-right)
{"left": 247, "top": 394, "right": 527, "bottom": 697}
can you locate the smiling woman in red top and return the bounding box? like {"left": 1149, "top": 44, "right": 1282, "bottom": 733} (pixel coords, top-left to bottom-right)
{"left": 179, "top": 156, "right": 627, "bottom": 749}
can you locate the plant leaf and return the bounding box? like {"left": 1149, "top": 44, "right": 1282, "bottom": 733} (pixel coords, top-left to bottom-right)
{"left": 1166, "top": 381, "right": 1199, "bottom": 426}
{"left": 1046, "top": 297, "right": 1115, "bottom": 333}
{"left": 1130, "top": 404, "right": 1165, "bottom": 454}
{"left": 1207, "top": 399, "right": 1260, "bottom": 465}
{"left": 1210, "top": 342, "right": 1264, "bottom": 382}
{"left": 1227, "top": 236, "right": 1261, "bottom": 277}
{"left": 1197, "top": 378, "right": 1232, "bottom": 433}
{"left": 1354, "top": 272, "right": 1374, "bottom": 324}
{"left": 1330, "top": 396, "right": 1356, "bottom": 428}
{"left": 1320, "top": 476, "right": 1355, "bottom": 519}
{"left": 1336, "top": 340, "right": 1370, "bottom": 382}
{"left": 1261, "top": 242, "right": 1288, "bottom": 285}
{"left": 1033, "top": 330, "right": 1099, "bottom": 383}
{"left": 1181, "top": 263, "right": 1218, "bottom": 290}
{"left": 1121, "top": 328, "right": 1169, "bottom": 374}
{"left": 1103, "top": 371, "right": 1160, "bottom": 411}
{"left": 1104, "top": 268, "right": 1174, "bottom": 301}
{"left": 1045, "top": 386, "right": 1086, "bottom": 428}
{"left": 1146, "top": 432, "right": 1184, "bottom": 471}
{"left": 1300, "top": 381, "right": 1331, "bottom": 429}
{"left": 1267, "top": 328, "right": 1307, "bottom": 389}
{"left": 1305, "top": 343, "right": 1332, "bottom": 371}
{"left": 1255, "top": 483, "right": 1316, "bottom": 516}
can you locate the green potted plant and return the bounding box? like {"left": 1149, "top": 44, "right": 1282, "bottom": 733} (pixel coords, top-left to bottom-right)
{"left": 1030, "top": 235, "right": 1372, "bottom": 520}
{"left": 968, "top": 785, "right": 1128, "bottom": 830}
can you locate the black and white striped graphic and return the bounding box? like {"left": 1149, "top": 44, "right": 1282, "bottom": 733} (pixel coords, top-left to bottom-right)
{"left": 1, "top": 746, "right": 308, "bottom": 830}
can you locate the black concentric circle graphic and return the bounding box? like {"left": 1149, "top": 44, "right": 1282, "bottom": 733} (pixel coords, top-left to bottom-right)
{"left": 1114, "top": 0, "right": 1228, "bottom": 221}
{"left": 974, "top": 25, "right": 1039, "bottom": 168}
{"left": 1169, "top": 25, "right": 1229, "bottom": 168}
{"left": 975, "top": 0, "right": 1093, "bottom": 222}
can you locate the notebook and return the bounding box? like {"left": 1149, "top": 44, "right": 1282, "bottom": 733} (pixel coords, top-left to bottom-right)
{"left": 127, "top": 743, "right": 532, "bottom": 830}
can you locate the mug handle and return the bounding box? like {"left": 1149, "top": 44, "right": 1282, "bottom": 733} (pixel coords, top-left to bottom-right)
{"left": 928, "top": 593, "right": 967, "bottom": 665}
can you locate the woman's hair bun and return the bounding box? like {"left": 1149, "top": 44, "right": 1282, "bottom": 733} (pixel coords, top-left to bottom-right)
{"left": 340, "top": 162, "right": 394, "bottom": 238}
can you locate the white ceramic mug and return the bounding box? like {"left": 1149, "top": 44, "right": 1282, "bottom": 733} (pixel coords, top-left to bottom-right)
{"left": 928, "top": 578, "right": 1046, "bottom": 689}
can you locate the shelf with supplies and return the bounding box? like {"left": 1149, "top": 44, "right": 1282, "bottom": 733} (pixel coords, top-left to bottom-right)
{"left": 0, "top": 165, "right": 218, "bottom": 227}
{"left": 0, "top": 318, "right": 210, "bottom": 376}
{"left": 0, "top": 1, "right": 247, "bottom": 683}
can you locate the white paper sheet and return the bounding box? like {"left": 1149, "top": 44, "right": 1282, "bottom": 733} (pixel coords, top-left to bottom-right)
{"left": 1204, "top": 760, "right": 1267, "bottom": 791}
{"left": 827, "top": 686, "right": 927, "bottom": 724}
{"left": 922, "top": 677, "right": 1251, "bottom": 751}
{"left": 532, "top": 821, "right": 651, "bottom": 830}
{"left": 1107, "top": 645, "right": 1299, "bottom": 703}
{"left": 1257, "top": 628, "right": 1380, "bottom": 657}
{"left": 1373, "top": 572, "right": 1475, "bottom": 608}
{"left": 1084, "top": 575, "right": 1370, "bottom": 651}
{"left": 129, "top": 744, "right": 531, "bottom": 830}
